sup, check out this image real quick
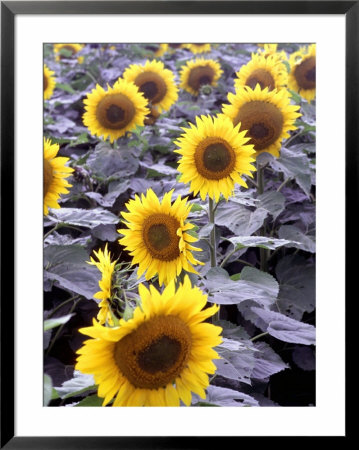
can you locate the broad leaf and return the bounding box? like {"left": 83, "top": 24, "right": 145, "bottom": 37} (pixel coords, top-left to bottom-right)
{"left": 278, "top": 225, "right": 316, "bottom": 253}
{"left": 54, "top": 371, "right": 96, "bottom": 399}
{"left": 44, "top": 313, "right": 75, "bottom": 331}
{"left": 251, "top": 307, "right": 316, "bottom": 345}
{"left": 203, "top": 386, "right": 259, "bottom": 407}
{"left": 45, "top": 208, "right": 119, "bottom": 228}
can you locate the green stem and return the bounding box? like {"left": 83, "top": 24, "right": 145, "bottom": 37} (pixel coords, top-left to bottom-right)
{"left": 250, "top": 331, "right": 269, "bottom": 342}
{"left": 208, "top": 197, "right": 220, "bottom": 323}
{"left": 43, "top": 224, "right": 60, "bottom": 240}
{"left": 46, "top": 299, "right": 81, "bottom": 356}
{"left": 47, "top": 295, "right": 80, "bottom": 319}
{"left": 208, "top": 197, "right": 216, "bottom": 268}
{"left": 220, "top": 248, "right": 255, "bottom": 269}
{"left": 277, "top": 177, "right": 292, "bottom": 193}
{"left": 257, "top": 166, "right": 268, "bottom": 272}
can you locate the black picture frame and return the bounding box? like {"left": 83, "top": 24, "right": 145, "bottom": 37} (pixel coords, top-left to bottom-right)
{"left": 1, "top": 1, "right": 354, "bottom": 447}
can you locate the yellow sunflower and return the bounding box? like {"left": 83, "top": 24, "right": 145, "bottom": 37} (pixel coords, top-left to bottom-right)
{"left": 185, "top": 43, "right": 211, "bottom": 54}
{"left": 288, "top": 44, "right": 316, "bottom": 103}
{"left": 180, "top": 58, "right": 223, "bottom": 96}
{"left": 83, "top": 79, "right": 149, "bottom": 143}
{"left": 222, "top": 85, "right": 301, "bottom": 157}
{"left": 88, "top": 245, "right": 118, "bottom": 326}
{"left": 43, "top": 64, "right": 56, "bottom": 100}
{"left": 75, "top": 276, "right": 222, "bottom": 407}
{"left": 258, "top": 43, "right": 287, "bottom": 63}
{"left": 43, "top": 138, "right": 73, "bottom": 215}
{"left": 118, "top": 189, "right": 203, "bottom": 286}
{"left": 122, "top": 60, "right": 178, "bottom": 113}
{"left": 175, "top": 115, "right": 256, "bottom": 202}
{"left": 54, "top": 43, "right": 84, "bottom": 63}
{"left": 234, "top": 53, "right": 288, "bottom": 92}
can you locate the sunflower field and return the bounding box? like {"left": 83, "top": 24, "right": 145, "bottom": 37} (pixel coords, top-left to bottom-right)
{"left": 44, "top": 43, "right": 316, "bottom": 408}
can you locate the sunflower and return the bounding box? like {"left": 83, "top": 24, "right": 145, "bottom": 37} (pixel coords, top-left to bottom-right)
{"left": 258, "top": 43, "right": 287, "bottom": 63}
{"left": 54, "top": 43, "right": 84, "bottom": 63}
{"left": 88, "top": 245, "right": 118, "bottom": 326}
{"left": 185, "top": 43, "right": 211, "bottom": 54}
{"left": 118, "top": 189, "right": 203, "bottom": 286}
{"left": 43, "top": 64, "right": 56, "bottom": 100}
{"left": 83, "top": 79, "right": 149, "bottom": 143}
{"left": 75, "top": 276, "right": 222, "bottom": 407}
{"left": 122, "top": 60, "right": 178, "bottom": 113}
{"left": 180, "top": 58, "right": 223, "bottom": 96}
{"left": 167, "top": 43, "right": 186, "bottom": 51}
{"left": 43, "top": 138, "right": 73, "bottom": 215}
{"left": 222, "top": 85, "right": 301, "bottom": 157}
{"left": 234, "top": 53, "right": 288, "bottom": 92}
{"left": 288, "top": 44, "right": 316, "bottom": 103}
{"left": 175, "top": 115, "right": 256, "bottom": 201}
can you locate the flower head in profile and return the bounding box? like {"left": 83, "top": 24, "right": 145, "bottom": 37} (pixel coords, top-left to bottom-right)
{"left": 75, "top": 277, "right": 222, "bottom": 407}
{"left": 43, "top": 138, "right": 73, "bottom": 215}
{"left": 175, "top": 115, "right": 256, "bottom": 201}
{"left": 118, "top": 189, "right": 203, "bottom": 286}
{"left": 88, "top": 244, "right": 118, "bottom": 326}
{"left": 43, "top": 64, "right": 56, "bottom": 100}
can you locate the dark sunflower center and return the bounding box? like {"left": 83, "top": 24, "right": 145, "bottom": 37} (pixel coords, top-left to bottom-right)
{"left": 106, "top": 104, "right": 125, "bottom": 123}
{"left": 138, "top": 336, "right": 181, "bottom": 374}
{"left": 135, "top": 71, "right": 167, "bottom": 104}
{"left": 203, "top": 143, "right": 232, "bottom": 172}
{"left": 43, "top": 158, "right": 53, "bottom": 197}
{"left": 145, "top": 45, "right": 159, "bottom": 52}
{"left": 246, "top": 68, "right": 275, "bottom": 91}
{"left": 142, "top": 213, "right": 180, "bottom": 261}
{"left": 233, "top": 100, "right": 283, "bottom": 151}
{"left": 59, "top": 45, "right": 77, "bottom": 60}
{"left": 147, "top": 223, "right": 171, "bottom": 251}
{"left": 169, "top": 43, "right": 182, "bottom": 49}
{"left": 294, "top": 56, "right": 316, "bottom": 90}
{"left": 194, "top": 137, "right": 236, "bottom": 180}
{"left": 114, "top": 315, "right": 192, "bottom": 389}
{"left": 43, "top": 74, "right": 48, "bottom": 92}
{"left": 250, "top": 123, "right": 269, "bottom": 139}
{"left": 188, "top": 66, "right": 215, "bottom": 92}
{"left": 96, "top": 93, "right": 136, "bottom": 130}
{"left": 140, "top": 81, "right": 158, "bottom": 100}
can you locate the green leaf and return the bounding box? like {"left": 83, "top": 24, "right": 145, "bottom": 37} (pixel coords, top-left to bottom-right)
{"left": 227, "top": 236, "right": 295, "bottom": 251}
{"left": 44, "top": 313, "right": 74, "bottom": 331}
{"left": 44, "top": 374, "right": 53, "bottom": 406}
{"left": 288, "top": 88, "right": 302, "bottom": 104}
{"left": 204, "top": 267, "right": 278, "bottom": 307}
{"left": 215, "top": 200, "right": 268, "bottom": 235}
{"left": 54, "top": 371, "right": 96, "bottom": 399}
{"left": 45, "top": 207, "right": 119, "bottom": 228}
{"left": 258, "top": 190, "right": 286, "bottom": 220}
{"left": 278, "top": 225, "right": 315, "bottom": 253}
{"left": 44, "top": 245, "right": 100, "bottom": 299}
{"left": 56, "top": 82, "right": 76, "bottom": 94}
{"left": 190, "top": 203, "right": 203, "bottom": 212}
{"left": 198, "top": 223, "right": 214, "bottom": 238}
{"left": 75, "top": 394, "right": 104, "bottom": 407}
{"left": 86, "top": 142, "right": 139, "bottom": 179}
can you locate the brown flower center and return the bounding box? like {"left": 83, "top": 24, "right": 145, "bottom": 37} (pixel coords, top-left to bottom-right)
{"left": 194, "top": 137, "right": 236, "bottom": 180}
{"left": 142, "top": 213, "right": 181, "bottom": 261}
{"left": 169, "top": 44, "right": 182, "bottom": 49}
{"left": 246, "top": 68, "right": 276, "bottom": 91}
{"left": 188, "top": 65, "right": 215, "bottom": 92}
{"left": 294, "top": 56, "right": 316, "bottom": 90}
{"left": 114, "top": 315, "right": 192, "bottom": 389}
{"left": 135, "top": 71, "right": 167, "bottom": 104}
{"left": 43, "top": 159, "right": 53, "bottom": 197}
{"left": 233, "top": 100, "right": 283, "bottom": 150}
{"left": 43, "top": 74, "right": 48, "bottom": 92}
{"left": 96, "top": 93, "right": 135, "bottom": 130}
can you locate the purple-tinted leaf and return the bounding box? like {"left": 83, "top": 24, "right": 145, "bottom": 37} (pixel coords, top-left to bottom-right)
{"left": 292, "top": 346, "right": 316, "bottom": 371}
{"left": 251, "top": 307, "right": 316, "bottom": 345}
{"left": 252, "top": 342, "right": 289, "bottom": 379}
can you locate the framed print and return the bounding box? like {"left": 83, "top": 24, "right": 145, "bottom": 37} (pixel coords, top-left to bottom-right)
{"left": 1, "top": 1, "right": 354, "bottom": 447}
